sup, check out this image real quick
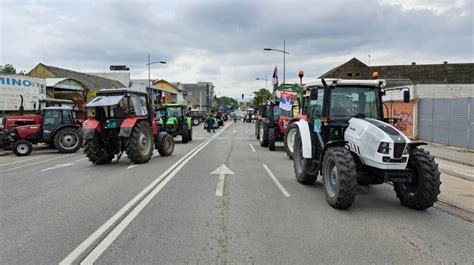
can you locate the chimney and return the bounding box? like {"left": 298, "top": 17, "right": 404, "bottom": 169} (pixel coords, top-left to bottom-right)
{"left": 411, "top": 62, "right": 416, "bottom": 65}
{"left": 443, "top": 61, "right": 448, "bottom": 64}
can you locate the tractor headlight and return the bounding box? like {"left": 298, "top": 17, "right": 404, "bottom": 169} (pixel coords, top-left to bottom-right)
{"left": 377, "top": 142, "right": 390, "bottom": 154}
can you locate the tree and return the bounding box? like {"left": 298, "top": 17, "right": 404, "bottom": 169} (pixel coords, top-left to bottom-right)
{"left": 0, "top": 64, "right": 17, "bottom": 74}
{"left": 251, "top": 88, "right": 272, "bottom": 108}
{"left": 215, "top": 96, "right": 239, "bottom": 110}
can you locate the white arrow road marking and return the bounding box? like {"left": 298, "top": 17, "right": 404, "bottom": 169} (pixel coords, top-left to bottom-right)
{"left": 263, "top": 164, "right": 291, "bottom": 197}
{"left": 249, "top": 144, "right": 256, "bottom": 152}
{"left": 41, "top": 163, "right": 74, "bottom": 172}
{"left": 127, "top": 164, "right": 140, "bottom": 170}
{"left": 211, "top": 164, "right": 234, "bottom": 197}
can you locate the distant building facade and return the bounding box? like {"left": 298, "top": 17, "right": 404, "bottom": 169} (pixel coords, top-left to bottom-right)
{"left": 181, "top": 82, "right": 214, "bottom": 113}
{"left": 320, "top": 58, "right": 474, "bottom": 149}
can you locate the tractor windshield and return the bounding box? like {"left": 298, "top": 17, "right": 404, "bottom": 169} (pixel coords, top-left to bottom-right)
{"left": 166, "top": 107, "right": 183, "bottom": 117}
{"left": 329, "top": 86, "right": 381, "bottom": 120}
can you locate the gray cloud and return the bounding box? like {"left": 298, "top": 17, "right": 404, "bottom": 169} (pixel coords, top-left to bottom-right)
{"left": 0, "top": 0, "right": 471, "bottom": 98}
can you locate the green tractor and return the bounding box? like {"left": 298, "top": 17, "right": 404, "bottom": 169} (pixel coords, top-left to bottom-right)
{"left": 159, "top": 103, "right": 193, "bottom": 143}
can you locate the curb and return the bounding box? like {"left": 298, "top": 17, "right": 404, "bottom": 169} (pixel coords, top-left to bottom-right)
{"left": 440, "top": 168, "right": 474, "bottom": 182}
{"left": 434, "top": 155, "right": 474, "bottom": 168}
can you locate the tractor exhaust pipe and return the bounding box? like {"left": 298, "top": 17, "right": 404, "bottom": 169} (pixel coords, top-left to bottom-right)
{"left": 19, "top": 95, "right": 24, "bottom": 116}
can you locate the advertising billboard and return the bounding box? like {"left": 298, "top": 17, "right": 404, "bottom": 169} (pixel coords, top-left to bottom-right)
{"left": 0, "top": 74, "right": 46, "bottom": 111}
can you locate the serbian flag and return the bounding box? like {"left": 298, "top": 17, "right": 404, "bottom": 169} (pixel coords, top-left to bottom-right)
{"left": 279, "top": 91, "right": 296, "bottom": 111}
{"left": 272, "top": 65, "right": 279, "bottom": 85}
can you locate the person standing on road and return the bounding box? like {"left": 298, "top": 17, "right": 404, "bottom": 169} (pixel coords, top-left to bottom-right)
{"left": 206, "top": 114, "right": 215, "bottom": 133}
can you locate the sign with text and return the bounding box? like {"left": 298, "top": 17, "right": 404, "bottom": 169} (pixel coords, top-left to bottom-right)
{"left": 0, "top": 74, "right": 46, "bottom": 111}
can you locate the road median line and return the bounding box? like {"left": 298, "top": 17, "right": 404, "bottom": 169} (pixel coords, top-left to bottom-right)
{"left": 263, "top": 164, "right": 291, "bottom": 197}
{"left": 60, "top": 123, "right": 232, "bottom": 265}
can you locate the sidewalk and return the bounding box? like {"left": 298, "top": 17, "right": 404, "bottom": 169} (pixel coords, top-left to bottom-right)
{"left": 421, "top": 142, "right": 473, "bottom": 214}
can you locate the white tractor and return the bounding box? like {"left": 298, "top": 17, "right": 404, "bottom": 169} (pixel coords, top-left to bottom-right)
{"left": 292, "top": 78, "right": 441, "bottom": 209}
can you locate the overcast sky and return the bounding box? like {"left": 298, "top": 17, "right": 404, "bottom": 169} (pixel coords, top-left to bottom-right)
{"left": 0, "top": 0, "right": 472, "bottom": 98}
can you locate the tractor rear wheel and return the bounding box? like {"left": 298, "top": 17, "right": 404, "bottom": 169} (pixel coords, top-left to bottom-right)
{"left": 125, "top": 122, "right": 153, "bottom": 164}
{"left": 284, "top": 123, "right": 298, "bottom": 160}
{"left": 255, "top": 121, "right": 259, "bottom": 139}
{"left": 268, "top": 127, "right": 276, "bottom": 151}
{"left": 188, "top": 128, "right": 193, "bottom": 141}
{"left": 259, "top": 124, "right": 269, "bottom": 147}
{"left": 293, "top": 131, "right": 318, "bottom": 185}
{"left": 54, "top": 127, "right": 82, "bottom": 153}
{"left": 181, "top": 126, "right": 189, "bottom": 143}
{"left": 394, "top": 148, "right": 441, "bottom": 210}
{"left": 13, "top": 140, "right": 33, "bottom": 156}
{"left": 156, "top": 132, "right": 174, "bottom": 157}
{"left": 84, "top": 137, "right": 114, "bottom": 165}
{"left": 322, "top": 146, "right": 357, "bottom": 209}
{"left": 193, "top": 118, "right": 199, "bottom": 126}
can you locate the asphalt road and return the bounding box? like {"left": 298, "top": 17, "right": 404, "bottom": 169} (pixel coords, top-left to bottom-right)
{"left": 0, "top": 121, "right": 473, "bottom": 264}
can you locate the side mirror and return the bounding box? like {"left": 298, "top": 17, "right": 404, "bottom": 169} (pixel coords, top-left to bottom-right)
{"left": 403, "top": 90, "right": 410, "bottom": 103}
{"left": 310, "top": 89, "right": 318, "bottom": 100}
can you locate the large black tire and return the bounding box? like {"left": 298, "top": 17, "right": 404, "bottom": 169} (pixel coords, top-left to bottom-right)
{"left": 180, "top": 126, "right": 189, "bottom": 143}
{"left": 188, "top": 128, "right": 193, "bottom": 141}
{"left": 53, "top": 127, "right": 82, "bottom": 153}
{"left": 255, "top": 121, "right": 259, "bottom": 139}
{"left": 284, "top": 122, "right": 298, "bottom": 160}
{"left": 293, "top": 130, "right": 318, "bottom": 185}
{"left": 84, "top": 137, "right": 114, "bottom": 165}
{"left": 13, "top": 140, "right": 33, "bottom": 156}
{"left": 322, "top": 146, "right": 357, "bottom": 209}
{"left": 268, "top": 127, "right": 276, "bottom": 151}
{"left": 125, "top": 122, "right": 153, "bottom": 164}
{"left": 394, "top": 148, "right": 441, "bottom": 210}
{"left": 156, "top": 132, "right": 174, "bottom": 157}
{"left": 259, "top": 124, "right": 269, "bottom": 147}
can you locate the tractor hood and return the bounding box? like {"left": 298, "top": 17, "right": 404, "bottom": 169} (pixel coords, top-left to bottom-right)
{"left": 344, "top": 118, "right": 410, "bottom": 170}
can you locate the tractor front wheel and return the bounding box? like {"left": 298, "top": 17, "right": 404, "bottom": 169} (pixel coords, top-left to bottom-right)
{"left": 181, "top": 126, "right": 189, "bottom": 143}
{"left": 156, "top": 132, "right": 174, "bottom": 156}
{"left": 293, "top": 130, "right": 318, "bottom": 185}
{"left": 84, "top": 137, "right": 114, "bottom": 165}
{"left": 255, "top": 121, "right": 260, "bottom": 139}
{"left": 322, "top": 146, "right": 357, "bottom": 209}
{"left": 268, "top": 127, "right": 276, "bottom": 151}
{"left": 394, "top": 148, "right": 441, "bottom": 210}
{"left": 284, "top": 123, "right": 298, "bottom": 160}
{"left": 54, "top": 127, "right": 82, "bottom": 153}
{"left": 259, "top": 124, "right": 269, "bottom": 147}
{"left": 13, "top": 140, "right": 33, "bottom": 156}
{"left": 125, "top": 122, "right": 153, "bottom": 164}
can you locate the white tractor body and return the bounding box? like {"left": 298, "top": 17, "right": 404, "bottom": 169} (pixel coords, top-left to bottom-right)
{"left": 344, "top": 118, "right": 410, "bottom": 170}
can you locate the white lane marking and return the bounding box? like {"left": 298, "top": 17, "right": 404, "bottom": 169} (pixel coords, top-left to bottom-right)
{"left": 0, "top": 155, "right": 46, "bottom": 167}
{"left": 74, "top": 158, "right": 87, "bottom": 162}
{"left": 61, "top": 122, "right": 232, "bottom": 265}
{"left": 262, "top": 164, "right": 291, "bottom": 197}
{"left": 41, "top": 163, "right": 74, "bottom": 172}
{"left": 0, "top": 153, "right": 78, "bottom": 174}
{"left": 126, "top": 164, "right": 140, "bottom": 170}
{"left": 211, "top": 165, "right": 234, "bottom": 197}
{"left": 249, "top": 144, "right": 256, "bottom": 152}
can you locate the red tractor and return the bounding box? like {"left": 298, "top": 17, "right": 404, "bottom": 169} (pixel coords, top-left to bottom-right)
{"left": 82, "top": 89, "right": 174, "bottom": 165}
{"left": 0, "top": 107, "right": 83, "bottom": 156}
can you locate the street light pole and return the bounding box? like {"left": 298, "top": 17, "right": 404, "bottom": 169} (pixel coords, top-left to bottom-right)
{"left": 264, "top": 40, "right": 289, "bottom": 85}
{"left": 256, "top": 73, "right": 268, "bottom": 90}
{"left": 146, "top": 54, "right": 167, "bottom": 88}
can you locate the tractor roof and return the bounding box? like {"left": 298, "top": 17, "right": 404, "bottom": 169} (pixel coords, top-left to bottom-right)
{"left": 306, "top": 79, "right": 386, "bottom": 88}
{"left": 96, "top": 88, "right": 147, "bottom": 97}
{"left": 163, "top": 103, "right": 187, "bottom": 108}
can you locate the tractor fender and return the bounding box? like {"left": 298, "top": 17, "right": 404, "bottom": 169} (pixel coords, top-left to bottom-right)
{"left": 186, "top": 117, "right": 192, "bottom": 129}
{"left": 408, "top": 141, "right": 427, "bottom": 149}
{"left": 295, "top": 119, "right": 312, "bottom": 159}
{"left": 118, "top": 117, "right": 138, "bottom": 138}
{"left": 82, "top": 118, "right": 101, "bottom": 140}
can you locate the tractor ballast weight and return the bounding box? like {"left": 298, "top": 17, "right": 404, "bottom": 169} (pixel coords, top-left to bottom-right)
{"left": 291, "top": 78, "right": 440, "bottom": 210}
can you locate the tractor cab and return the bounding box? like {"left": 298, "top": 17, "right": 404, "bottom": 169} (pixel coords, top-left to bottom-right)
{"left": 158, "top": 103, "right": 192, "bottom": 143}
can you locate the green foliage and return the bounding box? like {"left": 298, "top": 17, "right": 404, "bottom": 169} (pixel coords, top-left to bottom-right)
{"left": 215, "top": 96, "right": 238, "bottom": 109}
{"left": 251, "top": 88, "right": 272, "bottom": 108}
{"left": 0, "top": 64, "right": 17, "bottom": 74}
